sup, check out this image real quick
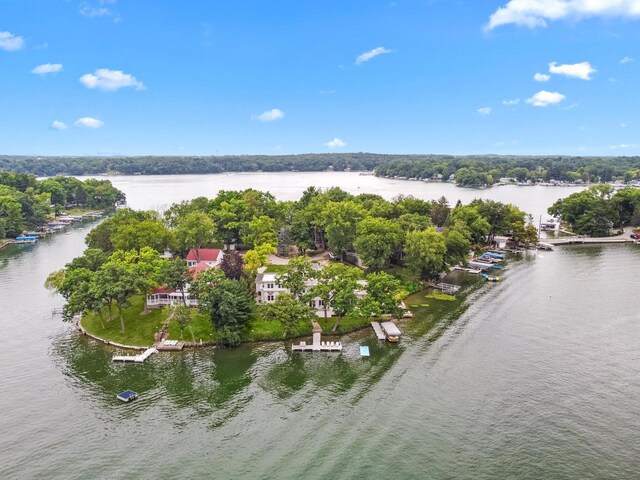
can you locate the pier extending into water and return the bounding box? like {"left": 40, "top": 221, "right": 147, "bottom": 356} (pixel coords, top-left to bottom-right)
{"left": 112, "top": 347, "right": 158, "bottom": 363}
{"left": 371, "top": 321, "right": 387, "bottom": 340}
{"left": 545, "top": 232, "right": 635, "bottom": 246}
{"left": 292, "top": 322, "right": 343, "bottom": 352}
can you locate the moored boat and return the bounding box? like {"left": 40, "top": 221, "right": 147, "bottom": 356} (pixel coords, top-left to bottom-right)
{"left": 13, "top": 235, "right": 38, "bottom": 244}
{"left": 380, "top": 321, "right": 401, "bottom": 342}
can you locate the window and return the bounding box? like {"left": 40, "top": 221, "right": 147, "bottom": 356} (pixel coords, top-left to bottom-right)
{"left": 309, "top": 300, "right": 316, "bottom": 308}
{"left": 267, "top": 283, "right": 274, "bottom": 289}
{"left": 318, "top": 299, "right": 324, "bottom": 306}
{"left": 267, "top": 294, "right": 275, "bottom": 301}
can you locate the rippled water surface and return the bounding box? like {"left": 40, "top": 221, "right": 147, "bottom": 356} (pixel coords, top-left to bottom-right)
{"left": 1, "top": 173, "right": 639, "bottom": 479}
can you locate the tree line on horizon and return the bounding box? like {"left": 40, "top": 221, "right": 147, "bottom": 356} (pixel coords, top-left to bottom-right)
{"left": 2, "top": 154, "right": 640, "bottom": 182}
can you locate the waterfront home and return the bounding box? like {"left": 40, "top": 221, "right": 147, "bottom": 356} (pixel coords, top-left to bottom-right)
{"left": 146, "top": 286, "right": 198, "bottom": 308}
{"left": 147, "top": 251, "right": 220, "bottom": 308}
{"left": 185, "top": 248, "right": 224, "bottom": 268}
{"left": 255, "top": 272, "right": 367, "bottom": 317}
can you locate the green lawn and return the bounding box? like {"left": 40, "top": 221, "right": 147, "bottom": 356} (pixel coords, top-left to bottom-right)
{"left": 264, "top": 264, "right": 288, "bottom": 273}
{"left": 82, "top": 295, "right": 378, "bottom": 347}
{"left": 81, "top": 295, "right": 165, "bottom": 347}
{"left": 167, "top": 309, "right": 216, "bottom": 343}
{"left": 244, "top": 311, "right": 373, "bottom": 342}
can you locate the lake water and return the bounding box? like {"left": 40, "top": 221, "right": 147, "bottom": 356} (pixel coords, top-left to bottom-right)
{"left": 2, "top": 173, "right": 639, "bottom": 479}
{"left": 81, "top": 172, "right": 585, "bottom": 221}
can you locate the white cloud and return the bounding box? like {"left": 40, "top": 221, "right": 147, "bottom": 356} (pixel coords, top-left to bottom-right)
{"left": 50, "top": 121, "right": 67, "bottom": 130}
{"left": 0, "top": 31, "right": 25, "bottom": 51}
{"left": 534, "top": 72, "right": 550, "bottom": 82}
{"left": 325, "top": 137, "right": 346, "bottom": 148}
{"left": 252, "top": 108, "right": 285, "bottom": 122}
{"left": 526, "top": 90, "right": 566, "bottom": 107}
{"left": 486, "top": 0, "right": 640, "bottom": 31}
{"left": 502, "top": 98, "right": 520, "bottom": 105}
{"left": 621, "top": 56, "right": 634, "bottom": 63}
{"left": 355, "top": 47, "right": 392, "bottom": 65}
{"left": 477, "top": 107, "right": 492, "bottom": 115}
{"left": 549, "top": 61, "right": 596, "bottom": 80}
{"left": 79, "top": 0, "right": 115, "bottom": 18}
{"left": 32, "top": 63, "right": 63, "bottom": 75}
{"left": 620, "top": 123, "right": 627, "bottom": 127}
{"left": 610, "top": 143, "right": 639, "bottom": 149}
{"left": 79, "top": 68, "right": 145, "bottom": 91}
{"left": 74, "top": 117, "right": 104, "bottom": 128}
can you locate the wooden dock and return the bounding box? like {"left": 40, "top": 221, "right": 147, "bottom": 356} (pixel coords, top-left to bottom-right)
{"left": 430, "top": 282, "right": 461, "bottom": 294}
{"left": 113, "top": 347, "right": 158, "bottom": 363}
{"left": 156, "top": 339, "right": 185, "bottom": 351}
{"left": 453, "top": 266, "right": 482, "bottom": 274}
{"left": 371, "top": 322, "right": 386, "bottom": 340}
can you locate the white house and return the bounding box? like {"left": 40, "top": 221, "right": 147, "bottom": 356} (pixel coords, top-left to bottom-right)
{"left": 255, "top": 272, "right": 367, "bottom": 318}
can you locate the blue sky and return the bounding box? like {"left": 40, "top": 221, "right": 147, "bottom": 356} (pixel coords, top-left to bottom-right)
{"left": 1, "top": 0, "right": 639, "bottom": 156}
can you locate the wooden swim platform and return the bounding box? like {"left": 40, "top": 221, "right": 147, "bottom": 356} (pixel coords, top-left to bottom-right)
{"left": 156, "top": 339, "right": 184, "bottom": 351}
{"left": 371, "top": 322, "right": 386, "bottom": 340}
{"left": 112, "top": 347, "right": 158, "bottom": 363}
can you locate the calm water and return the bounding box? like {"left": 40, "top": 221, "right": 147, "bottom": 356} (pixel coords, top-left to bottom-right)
{"left": 2, "top": 173, "right": 639, "bottom": 479}
{"left": 80, "top": 172, "right": 585, "bottom": 220}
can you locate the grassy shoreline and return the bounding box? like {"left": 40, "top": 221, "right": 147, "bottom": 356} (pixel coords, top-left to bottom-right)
{"left": 80, "top": 295, "right": 377, "bottom": 349}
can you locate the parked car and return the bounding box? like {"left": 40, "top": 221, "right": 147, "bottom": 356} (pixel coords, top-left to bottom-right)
{"left": 630, "top": 233, "right": 640, "bottom": 239}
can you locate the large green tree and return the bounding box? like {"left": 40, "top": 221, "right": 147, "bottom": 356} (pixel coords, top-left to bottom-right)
{"left": 276, "top": 255, "right": 315, "bottom": 300}
{"left": 190, "top": 268, "right": 255, "bottom": 347}
{"left": 262, "top": 293, "right": 315, "bottom": 338}
{"left": 354, "top": 216, "right": 403, "bottom": 270}
{"left": 404, "top": 228, "right": 446, "bottom": 281}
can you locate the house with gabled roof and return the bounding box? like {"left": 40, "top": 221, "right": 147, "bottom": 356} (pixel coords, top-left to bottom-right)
{"left": 147, "top": 249, "right": 224, "bottom": 309}
{"left": 185, "top": 248, "right": 224, "bottom": 268}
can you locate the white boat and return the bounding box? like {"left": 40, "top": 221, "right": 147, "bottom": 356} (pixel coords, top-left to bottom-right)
{"left": 537, "top": 242, "right": 554, "bottom": 251}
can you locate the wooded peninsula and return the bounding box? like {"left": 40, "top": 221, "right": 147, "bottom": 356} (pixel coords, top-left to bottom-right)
{"left": 45, "top": 186, "right": 538, "bottom": 348}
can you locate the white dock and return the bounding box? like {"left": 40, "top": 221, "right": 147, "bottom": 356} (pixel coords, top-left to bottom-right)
{"left": 371, "top": 322, "right": 386, "bottom": 340}
{"left": 292, "top": 322, "right": 342, "bottom": 352}
{"left": 112, "top": 347, "right": 158, "bottom": 363}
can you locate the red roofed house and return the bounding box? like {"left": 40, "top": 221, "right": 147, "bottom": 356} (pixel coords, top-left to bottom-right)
{"left": 185, "top": 248, "right": 224, "bottom": 268}
{"left": 146, "top": 249, "right": 224, "bottom": 309}
{"left": 188, "top": 261, "right": 212, "bottom": 280}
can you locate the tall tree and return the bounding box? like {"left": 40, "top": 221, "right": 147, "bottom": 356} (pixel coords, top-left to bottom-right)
{"left": 404, "top": 228, "right": 446, "bottom": 281}
{"left": 322, "top": 200, "right": 363, "bottom": 260}
{"left": 354, "top": 216, "right": 403, "bottom": 270}
{"left": 161, "top": 258, "right": 192, "bottom": 305}
{"left": 311, "top": 263, "right": 363, "bottom": 330}
{"left": 243, "top": 243, "right": 276, "bottom": 280}
{"left": 276, "top": 255, "right": 315, "bottom": 300}
{"left": 363, "top": 271, "right": 407, "bottom": 319}
{"left": 219, "top": 250, "right": 245, "bottom": 280}
{"left": 190, "top": 268, "right": 255, "bottom": 347}
{"left": 262, "top": 293, "right": 315, "bottom": 338}
{"left": 175, "top": 211, "right": 217, "bottom": 254}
